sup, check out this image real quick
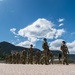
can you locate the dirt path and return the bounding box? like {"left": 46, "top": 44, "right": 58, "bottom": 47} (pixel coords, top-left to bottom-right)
{"left": 0, "top": 64, "right": 75, "bottom": 75}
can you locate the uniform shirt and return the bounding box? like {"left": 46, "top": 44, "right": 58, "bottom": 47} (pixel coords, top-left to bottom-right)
{"left": 60, "top": 44, "right": 68, "bottom": 55}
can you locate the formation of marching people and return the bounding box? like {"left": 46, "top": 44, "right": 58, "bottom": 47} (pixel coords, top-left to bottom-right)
{"left": 5, "top": 38, "right": 69, "bottom": 65}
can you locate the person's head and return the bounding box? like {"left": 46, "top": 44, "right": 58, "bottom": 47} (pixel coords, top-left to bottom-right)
{"left": 44, "top": 38, "right": 47, "bottom": 41}
{"left": 62, "top": 41, "right": 66, "bottom": 44}
{"left": 30, "top": 44, "right": 33, "bottom": 48}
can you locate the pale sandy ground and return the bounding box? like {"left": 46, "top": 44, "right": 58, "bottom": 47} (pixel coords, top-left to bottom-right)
{"left": 0, "top": 63, "right": 75, "bottom": 75}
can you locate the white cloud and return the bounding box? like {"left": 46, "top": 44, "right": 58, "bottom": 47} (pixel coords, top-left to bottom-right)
{"left": 49, "top": 39, "right": 63, "bottom": 50}
{"left": 10, "top": 28, "right": 16, "bottom": 35}
{"left": 67, "top": 41, "right": 75, "bottom": 54}
{"left": 18, "top": 18, "right": 65, "bottom": 41}
{"left": 28, "top": 37, "right": 39, "bottom": 43}
{"left": 18, "top": 18, "right": 55, "bottom": 39}
{"left": 10, "top": 18, "right": 65, "bottom": 47}
{"left": 16, "top": 41, "right": 35, "bottom": 48}
{"left": 58, "top": 18, "right": 64, "bottom": 22}
{"left": 55, "top": 29, "right": 65, "bottom": 39}
{"left": 49, "top": 39, "right": 75, "bottom": 54}
{"left": 59, "top": 23, "right": 64, "bottom": 27}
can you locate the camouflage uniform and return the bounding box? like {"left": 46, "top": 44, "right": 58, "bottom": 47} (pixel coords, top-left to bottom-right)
{"left": 16, "top": 52, "right": 20, "bottom": 64}
{"left": 50, "top": 52, "right": 54, "bottom": 64}
{"left": 21, "top": 49, "right": 27, "bottom": 64}
{"left": 12, "top": 52, "right": 16, "bottom": 64}
{"left": 35, "top": 50, "right": 41, "bottom": 64}
{"left": 60, "top": 41, "right": 69, "bottom": 65}
{"left": 9, "top": 55, "right": 12, "bottom": 64}
{"left": 42, "top": 38, "right": 49, "bottom": 65}
{"left": 40, "top": 51, "right": 45, "bottom": 65}
{"left": 28, "top": 45, "right": 34, "bottom": 64}
{"left": 58, "top": 52, "right": 62, "bottom": 64}
{"left": 20, "top": 54, "right": 23, "bottom": 64}
{"left": 47, "top": 49, "right": 51, "bottom": 64}
{"left": 5, "top": 56, "right": 9, "bottom": 64}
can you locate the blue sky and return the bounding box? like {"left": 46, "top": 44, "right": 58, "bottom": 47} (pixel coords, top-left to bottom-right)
{"left": 0, "top": 0, "right": 75, "bottom": 53}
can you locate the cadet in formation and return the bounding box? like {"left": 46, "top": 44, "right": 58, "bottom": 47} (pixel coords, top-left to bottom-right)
{"left": 40, "top": 51, "right": 46, "bottom": 65}
{"left": 34, "top": 50, "right": 41, "bottom": 64}
{"left": 50, "top": 51, "right": 54, "bottom": 64}
{"left": 60, "top": 41, "right": 69, "bottom": 65}
{"left": 16, "top": 51, "right": 20, "bottom": 64}
{"left": 4, "top": 39, "right": 70, "bottom": 65}
{"left": 8, "top": 55, "right": 12, "bottom": 64}
{"left": 5, "top": 55, "right": 8, "bottom": 64}
{"left": 21, "top": 49, "right": 27, "bottom": 64}
{"left": 12, "top": 52, "right": 16, "bottom": 64}
{"left": 28, "top": 44, "right": 34, "bottom": 64}
{"left": 42, "top": 38, "right": 50, "bottom": 65}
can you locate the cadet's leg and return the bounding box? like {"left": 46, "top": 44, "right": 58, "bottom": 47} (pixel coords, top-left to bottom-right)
{"left": 62, "top": 55, "right": 65, "bottom": 65}
{"left": 63, "top": 57, "right": 65, "bottom": 65}
{"left": 51, "top": 57, "right": 53, "bottom": 64}
{"left": 66, "top": 55, "right": 69, "bottom": 65}
{"left": 30, "top": 56, "right": 33, "bottom": 64}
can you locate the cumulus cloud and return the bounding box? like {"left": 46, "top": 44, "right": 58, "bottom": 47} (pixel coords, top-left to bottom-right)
{"left": 59, "top": 23, "right": 64, "bottom": 27}
{"left": 58, "top": 18, "right": 64, "bottom": 22}
{"left": 49, "top": 39, "right": 63, "bottom": 50}
{"left": 10, "top": 28, "right": 17, "bottom": 35}
{"left": 55, "top": 29, "right": 65, "bottom": 39}
{"left": 18, "top": 18, "right": 65, "bottom": 41}
{"left": 49, "top": 39, "right": 75, "bottom": 54}
{"left": 16, "top": 37, "right": 39, "bottom": 47}
{"left": 10, "top": 18, "right": 65, "bottom": 47}
{"left": 16, "top": 41, "right": 35, "bottom": 48}
{"left": 18, "top": 18, "right": 55, "bottom": 39}
{"left": 67, "top": 41, "right": 75, "bottom": 54}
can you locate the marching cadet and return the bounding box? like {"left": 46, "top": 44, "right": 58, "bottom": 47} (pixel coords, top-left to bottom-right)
{"left": 21, "top": 49, "right": 27, "bottom": 64}
{"left": 12, "top": 52, "right": 16, "bottom": 64}
{"left": 50, "top": 51, "right": 54, "bottom": 64}
{"left": 5, "top": 55, "right": 9, "bottom": 64}
{"left": 8, "top": 55, "right": 12, "bottom": 64}
{"left": 60, "top": 41, "right": 69, "bottom": 65}
{"left": 42, "top": 38, "right": 49, "bottom": 65}
{"left": 28, "top": 44, "right": 34, "bottom": 64}
{"left": 16, "top": 51, "right": 20, "bottom": 64}
{"left": 35, "top": 50, "right": 41, "bottom": 64}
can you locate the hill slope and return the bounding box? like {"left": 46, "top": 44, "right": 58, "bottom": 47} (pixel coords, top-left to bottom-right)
{"left": 0, "top": 41, "right": 40, "bottom": 58}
